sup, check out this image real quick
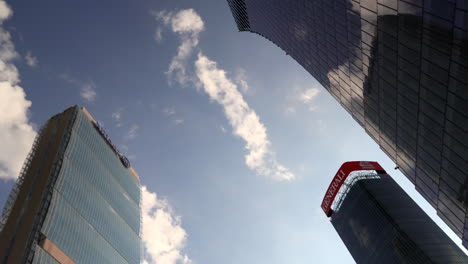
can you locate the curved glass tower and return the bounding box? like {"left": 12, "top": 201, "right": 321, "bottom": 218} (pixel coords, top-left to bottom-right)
{"left": 0, "top": 106, "right": 141, "bottom": 264}
{"left": 227, "top": 0, "right": 468, "bottom": 248}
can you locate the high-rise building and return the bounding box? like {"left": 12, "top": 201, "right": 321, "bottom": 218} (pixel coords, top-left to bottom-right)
{"left": 322, "top": 161, "right": 468, "bottom": 263}
{"left": 0, "top": 106, "right": 141, "bottom": 264}
{"left": 227, "top": 0, "right": 468, "bottom": 247}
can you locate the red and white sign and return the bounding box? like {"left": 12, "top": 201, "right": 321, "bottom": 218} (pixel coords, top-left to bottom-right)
{"left": 321, "top": 161, "right": 385, "bottom": 217}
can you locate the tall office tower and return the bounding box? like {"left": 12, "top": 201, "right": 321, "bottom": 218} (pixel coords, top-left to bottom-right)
{"left": 321, "top": 161, "right": 468, "bottom": 263}
{"left": 227, "top": 0, "right": 468, "bottom": 247}
{"left": 0, "top": 106, "right": 141, "bottom": 264}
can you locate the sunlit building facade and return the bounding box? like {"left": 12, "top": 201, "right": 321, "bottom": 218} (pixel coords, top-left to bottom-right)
{"left": 227, "top": 0, "right": 468, "bottom": 247}
{"left": 0, "top": 106, "right": 141, "bottom": 264}
{"left": 322, "top": 161, "right": 468, "bottom": 263}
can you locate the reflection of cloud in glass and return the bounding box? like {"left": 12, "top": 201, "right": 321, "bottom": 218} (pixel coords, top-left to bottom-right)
{"left": 349, "top": 218, "right": 370, "bottom": 248}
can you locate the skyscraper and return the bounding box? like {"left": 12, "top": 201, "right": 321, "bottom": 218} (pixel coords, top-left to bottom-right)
{"left": 0, "top": 106, "right": 141, "bottom": 264}
{"left": 227, "top": 0, "right": 468, "bottom": 247}
{"left": 322, "top": 161, "right": 468, "bottom": 263}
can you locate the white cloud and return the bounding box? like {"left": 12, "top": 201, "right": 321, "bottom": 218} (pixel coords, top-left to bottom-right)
{"left": 59, "top": 73, "right": 72, "bottom": 83}
{"left": 112, "top": 111, "right": 121, "bottom": 121}
{"left": 126, "top": 154, "right": 136, "bottom": 160}
{"left": 162, "top": 107, "right": 176, "bottom": 116}
{"left": 120, "top": 144, "right": 129, "bottom": 152}
{"left": 154, "top": 26, "right": 163, "bottom": 42}
{"left": 296, "top": 87, "right": 320, "bottom": 112}
{"left": 112, "top": 109, "right": 124, "bottom": 127}
{"left": 0, "top": 1, "right": 11, "bottom": 22}
{"left": 25, "top": 51, "right": 38, "bottom": 67}
{"left": 156, "top": 8, "right": 293, "bottom": 181}
{"left": 151, "top": 10, "right": 172, "bottom": 25}
{"left": 234, "top": 68, "right": 249, "bottom": 94}
{"left": 153, "top": 9, "right": 204, "bottom": 86}
{"left": 141, "top": 186, "right": 191, "bottom": 264}
{"left": 162, "top": 107, "right": 185, "bottom": 126}
{"left": 125, "top": 124, "right": 139, "bottom": 140}
{"left": 60, "top": 74, "right": 97, "bottom": 103}
{"left": 0, "top": 29, "right": 19, "bottom": 83}
{"left": 220, "top": 125, "right": 227, "bottom": 133}
{"left": 285, "top": 106, "right": 296, "bottom": 115}
{"left": 299, "top": 87, "right": 320, "bottom": 103}
{"left": 317, "top": 119, "right": 326, "bottom": 133}
{"left": 169, "top": 10, "right": 204, "bottom": 34}
{"left": 173, "top": 119, "right": 184, "bottom": 125}
{"left": 80, "top": 81, "right": 97, "bottom": 102}
{"left": 195, "top": 53, "right": 294, "bottom": 181}
{"left": 0, "top": 83, "right": 36, "bottom": 180}
{"left": 0, "top": 0, "right": 36, "bottom": 180}
{"left": 308, "top": 105, "right": 318, "bottom": 112}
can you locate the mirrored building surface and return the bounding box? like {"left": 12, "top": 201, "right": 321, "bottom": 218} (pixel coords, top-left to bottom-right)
{"left": 0, "top": 106, "right": 141, "bottom": 264}
{"left": 227, "top": 0, "right": 468, "bottom": 247}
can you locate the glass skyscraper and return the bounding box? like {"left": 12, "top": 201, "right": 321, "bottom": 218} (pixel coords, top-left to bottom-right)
{"left": 323, "top": 162, "right": 468, "bottom": 263}
{"left": 227, "top": 0, "right": 468, "bottom": 247}
{"left": 0, "top": 106, "right": 141, "bottom": 264}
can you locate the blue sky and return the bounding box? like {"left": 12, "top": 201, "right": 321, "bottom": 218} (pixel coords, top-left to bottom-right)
{"left": 0, "top": 0, "right": 466, "bottom": 263}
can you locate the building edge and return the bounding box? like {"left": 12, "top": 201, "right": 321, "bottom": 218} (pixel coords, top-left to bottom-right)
{"left": 0, "top": 106, "right": 79, "bottom": 263}
{"left": 226, "top": 0, "right": 250, "bottom": 31}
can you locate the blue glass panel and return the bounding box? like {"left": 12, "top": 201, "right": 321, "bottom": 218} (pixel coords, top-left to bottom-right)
{"left": 41, "top": 194, "right": 129, "bottom": 264}
{"left": 56, "top": 134, "right": 140, "bottom": 233}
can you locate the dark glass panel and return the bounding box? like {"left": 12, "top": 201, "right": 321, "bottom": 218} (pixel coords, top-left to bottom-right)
{"left": 424, "top": 0, "right": 455, "bottom": 21}
{"left": 421, "top": 59, "right": 449, "bottom": 85}
{"left": 441, "top": 158, "right": 466, "bottom": 186}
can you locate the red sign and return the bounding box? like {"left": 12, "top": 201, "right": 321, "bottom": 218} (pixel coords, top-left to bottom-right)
{"left": 321, "top": 161, "right": 385, "bottom": 217}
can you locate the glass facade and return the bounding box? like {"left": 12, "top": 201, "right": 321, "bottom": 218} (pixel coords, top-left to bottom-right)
{"left": 331, "top": 174, "right": 468, "bottom": 263}
{"left": 227, "top": 0, "right": 468, "bottom": 247}
{"left": 38, "top": 109, "right": 141, "bottom": 264}
{"left": 0, "top": 106, "right": 140, "bottom": 264}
